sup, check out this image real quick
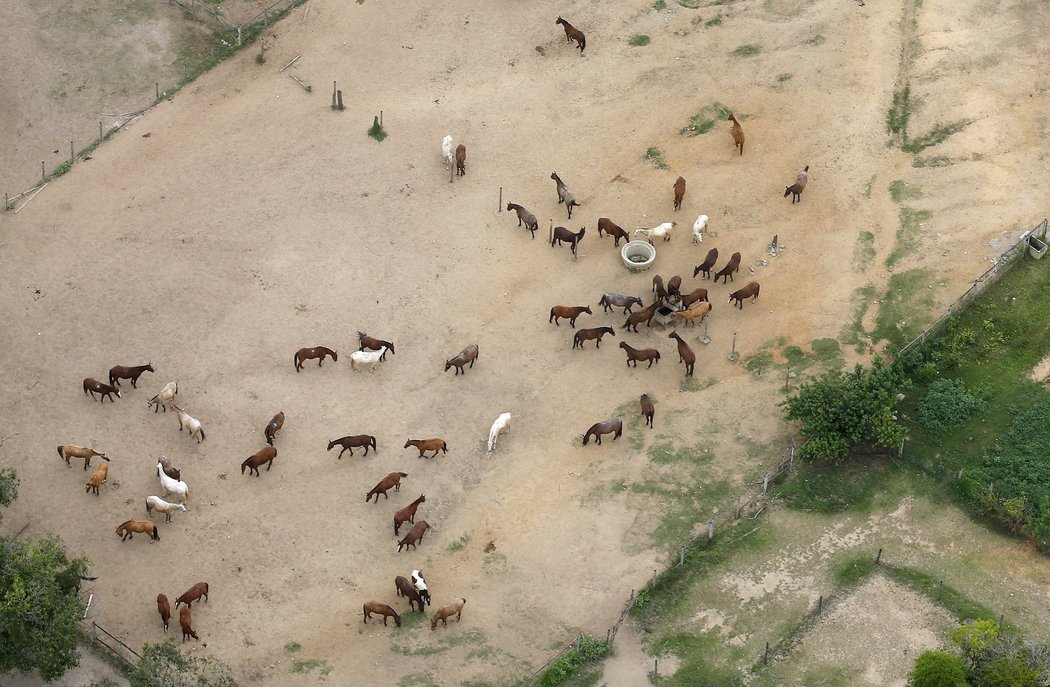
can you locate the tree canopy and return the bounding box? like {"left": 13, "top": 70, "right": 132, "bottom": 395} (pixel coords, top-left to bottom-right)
{"left": 781, "top": 358, "right": 907, "bottom": 462}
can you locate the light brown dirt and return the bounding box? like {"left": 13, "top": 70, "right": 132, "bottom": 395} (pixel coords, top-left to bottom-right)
{"left": 1, "top": 0, "right": 1049, "bottom": 684}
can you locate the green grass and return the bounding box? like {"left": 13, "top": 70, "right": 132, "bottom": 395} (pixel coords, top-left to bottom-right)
{"left": 629, "top": 34, "right": 651, "bottom": 46}
{"left": 886, "top": 84, "right": 911, "bottom": 138}
{"left": 447, "top": 533, "right": 471, "bottom": 553}
{"left": 882, "top": 564, "right": 1013, "bottom": 631}
{"left": 804, "top": 34, "right": 825, "bottom": 45}
{"left": 902, "top": 120, "right": 970, "bottom": 154}
{"left": 398, "top": 674, "right": 439, "bottom": 687}
{"left": 680, "top": 101, "right": 731, "bottom": 136}
{"left": 651, "top": 631, "right": 745, "bottom": 686}
{"left": 885, "top": 206, "right": 933, "bottom": 269}
{"left": 653, "top": 0, "right": 667, "bottom": 9}
{"left": 863, "top": 174, "right": 876, "bottom": 198}
{"left": 645, "top": 147, "right": 670, "bottom": 170}
{"left": 889, "top": 179, "right": 922, "bottom": 203}
{"left": 679, "top": 377, "right": 717, "bottom": 392}
{"left": 775, "top": 73, "right": 793, "bottom": 84}
{"left": 840, "top": 284, "right": 875, "bottom": 350}
{"left": 913, "top": 155, "right": 953, "bottom": 168}
{"left": 853, "top": 231, "right": 876, "bottom": 268}
{"left": 368, "top": 118, "right": 388, "bottom": 141}
{"left": 872, "top": 268, "right": 937, "bottom": 347}
{"left": 392, "top": 628, "right": 487, "bottom": 657}
{"left": 832, "top": 554, "right": 877, "bottom": 586}
{"left": 290, "top": 657, "right": 327, "bottom": 674}
{"left": 532, "top": 635, "right": 611, "bottom": 687}
{"left": 705, "top": 13, "right": 723, "bottom": 26}
{"left": 744, "top": 351, "right": 774, "bottom": 378}
{"left": 776, "top": 457, "right": 903, "bottom": 514}
{"left": 677, "top": 0, "right": 702, "bottom": 7}
{"left": 283, "top": 641, "right": 302, "bottom": 653}
{"left": 731, "top": 44, "right": 762, "bottom": 57}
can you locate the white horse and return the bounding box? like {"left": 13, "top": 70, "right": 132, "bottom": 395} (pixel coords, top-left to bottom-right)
{"left": 692, "top": 214, "right": 708, "bottom": 244}
{"left": 157, "top": 463, "right": 190, "bottom": 503}
{"left": 441, "top": 135, "right": 454, "bottom": 169}
{"left": 350, "top": 346, "right": 387, "bottom": 372}
{"left": 634, "top": 221, "right": 676, "bottom": 244}
{"left": 487, "top": 412, "right": 512, "bottom": 453}
{"left": 145, "top": 495, "right": 188, "bottom": 522}
{"left": 411, "top": 569, "right": 431, "bottom": 606}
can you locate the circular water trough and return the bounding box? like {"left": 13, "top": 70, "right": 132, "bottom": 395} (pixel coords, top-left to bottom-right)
{"left": 622, "top": 240, "right": 656, "bottom": 271}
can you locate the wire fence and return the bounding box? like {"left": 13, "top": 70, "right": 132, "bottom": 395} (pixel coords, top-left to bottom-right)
{"left": 897, "top": 217, "right": 1049, "bottom": 359}
{"left": 3, "top": 0, "right": 308, "bottom": 214}
{"left": 517, "top": 443, "right": 797, "bottom": 686}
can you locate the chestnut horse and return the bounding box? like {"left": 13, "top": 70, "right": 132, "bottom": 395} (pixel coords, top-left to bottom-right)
{"left": 293, "top": 346, "right": 337, "bottom": 372}
{"left": 583, "top": 419, "right": 623, "bottom": 445}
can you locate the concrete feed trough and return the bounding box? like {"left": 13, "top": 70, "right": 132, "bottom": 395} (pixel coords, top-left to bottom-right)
{"left": 622, "top": 240, "right": 656, "bottom": 271}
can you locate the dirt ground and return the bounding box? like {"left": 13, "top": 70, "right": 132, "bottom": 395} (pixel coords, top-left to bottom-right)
{"left": 2, "top": 0, "right": 1049, "bottom": 684}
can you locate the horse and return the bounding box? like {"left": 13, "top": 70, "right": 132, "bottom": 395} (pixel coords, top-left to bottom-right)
{"left": 241, "top": 446, "right": 277, "bottom": 476}
{"left": 83, "top": 378, "right": 121, "bottom": 403}
{"left": 583, "top": 419, "right": 623, "bottom": 445}
{"left": 431, "top": 598, "right": 467, "bottom": 630}
{"left": 294, "top": 346, "right": 337, "bottom": 372}
{"left": 619, "top": 342, "right": 661, "bottom": 368}
{"left": 572, "top": 326, "right": 616, "bottom": 349}
{"left": 367, "top": 472, "right": 408, "bottom": 502}
{"left": 363, "top": 602, "right": 401, "bottom": 627}
{"left": 640, "top": 394, "right": 654, "bottom": 428}
{"left": 404, "top": 439, "right": 447, "bottom": 458}
{"left": 395, "top": 576, "right": 426, "bottom": 612}
{"left": 668, "top": 330, "right": 696, "bottom": 377}
{"left": 328, "top": 434, "right": 378, "bottom": 458}
{"left": 108, "top": 363, "right": 154, "bottom": 388}
{"left": 394, "top": 495, "right": 426, "bottom": 536}
{"left": 116, "top": 519, "right": 159, "bottom": 542}
{"left": 444, "top": 344, "right": 479, "bottom": 375}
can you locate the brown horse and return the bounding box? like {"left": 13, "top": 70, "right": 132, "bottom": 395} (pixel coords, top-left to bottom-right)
{"left": 404, "top": 439, "right": 447, "bottom": 458}
{"left": 116, "top": 519, "right": 159, "bottom": 541}
{"left": 549, "top": 305, "right": 592, "bottom": 328}
{"left": 242, "top": 446, "right": 277, "bottom": 476}
{"left": 175, "top": 582, "right": 209, "bottom": 608}
{"left": 293, "top": 346, "right": 337, "bottom": 372}
{"left": 573, "top": 326, "right": 616, "bottom": 349}
{"left": 679, "top": 287, "right": 710, "bottom": 309}
{"left": 83, "top": 378, "right": 121, "bottom": 403}
{"left": 395, "top": 576, "right": 426, "bottom": 612}
{"left": 444, "top": 344, "right": 479, "bottom": 375}
{"left": 358, "top": 331, "right": 395, "bottom": 359}
{"left": 728, "top": 113, "right": 745, "bottom": 155}
{"left": 693, "top": 248, "right": 719, "bottom": 279}
{"left": 583, "top": 419, "right": 623, "bottom": 445}
{"left": 556, "top": 17, "right": 585, "bottom": 52}
{"left": 713, "top": 252, "right": 741, "bottom": 283}
{"left": 394, "top": 495, "right": 426, "bottom": 536}
{"left": 108, "top": 363, "right": 154, "bottom": 388}
{"left": 673, "top": 176, "right": 686, "bottom": 211}
{"left": 179, "top": 606, "right": 198, "bottom": 642}
{"left": 619, "top": 342, "right": 661, "bottom": 368}
{"left": 668, "top": 331, "right": 696, "bottom": 377}
{"left": 265, "top": 411, "right": 285, "bottom": 446}
{"left": 363, "top": 601, "right": 401, "bottom": 627}
{"left": 729, "top": 281, "right": 761, "bottom": 309}
{"left": 640, "top": 394, "right": 655, "bottom": 428}
{"left": 455, "top": 144, "right": 466, "bottom": 176}
{"left": 367, "top": 472, "right": 408, "bottom": 502}
{"left": 397, "top": 520, "right": 432, "bottom": 552}
{"left": 597, "top": 218, "right": 629, "bottom": 246}
{"left": 431, "top": 598, "right": 467, "bottom": 630}
{"left": 157, "top": 594, "right": 171, "bottom": 633}
{"left": 328, "top": 434, "right": 378, "bottom": 458}
{"left": 622, "top": 302, "right": 660, "bottom": 333}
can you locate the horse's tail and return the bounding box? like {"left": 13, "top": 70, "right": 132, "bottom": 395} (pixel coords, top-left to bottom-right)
{"left": 370, "top": 436, "right": 377, "bottom": 450}
{"left": 152, "top": 526, "right": 159, "bottom": 540}
{"left": 199, "top": 427, "right": 206, "bottom": 441}
{"left": 293, "top": 352, "right": 299, "bottom": 369}
{"left": 56, "top": 445, "right": 64, "bottom": 458}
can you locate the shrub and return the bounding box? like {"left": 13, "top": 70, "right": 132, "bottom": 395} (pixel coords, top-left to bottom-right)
{"left": 917, "top": 378, "right": 984, "bottom": 433}
{"left": 974, "top": 656, "right": 1039, "bottom": 687}
{"left": 909, "top": 650, "right": 969, "bottom": 687}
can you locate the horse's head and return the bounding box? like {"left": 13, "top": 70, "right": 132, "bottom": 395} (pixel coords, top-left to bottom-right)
{"left": 444, "top": 360, "right": 452, "bottom": 371}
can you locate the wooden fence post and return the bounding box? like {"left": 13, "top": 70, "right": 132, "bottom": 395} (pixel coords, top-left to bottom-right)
{"left": 763, "top": 473, "right": 769, "bottom": 493}
{"left": 680, "top": 546, "right": 685, "bottom": 566}
{"left": 41, "top": 161, "right": 45, "bottom": 182}
{"left": 708, "top": 520, "right": 714, "bottom": 539}
{"left": 764, "top": 641, "right": 769, "bottom": 665}
{"left": 875, "top": 548, "right": 882, "bottom": 565}
{"left": 70, "top": 140, "right": 74, "bottom": 165}
{"left": 498, "top": 186, "right": 503, "bottom": 212}
{"left": 156, "top": 83, "right": 160, "bottom": 101}
{"left": 818, "top": 595, "right": 823, "bottom": 614}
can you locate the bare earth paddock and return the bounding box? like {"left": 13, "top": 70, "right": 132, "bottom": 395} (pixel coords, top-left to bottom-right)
{"left": 1, "top": 0, "right": 1049, "bottom": 684}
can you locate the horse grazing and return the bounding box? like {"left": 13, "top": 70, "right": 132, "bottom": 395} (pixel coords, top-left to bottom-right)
{"left": 619, "top": 342, "right": 661, "bottom": 368}
{"left": 667, "top": 275, "right": 683, "bottom": 300}
{"left": 363, "top": 601, "right": 401, "bottom": 627}
{"left": 455, "top": 144, "right": 466, "bottom": 176}
{"left": 395, "top": 576, "right": 426, "bottom": 612}
{"left": 108, "top": 363, "right": 154, "bottom": 388}
{"left": 157, "top": 594, "right": 171, "bottom": 633}
{"left": 679, "top": 288, "right": 710, "bottom": 309}
{"left": 487, "top": 412, "right": 512, "bottom": 453}
{"left": 444, "top": 344, "right": 479, "bottom": 375}
{"left": 551, "top": 226, "right": 585, "bottom": 255}
{"left": 179, "top": 606, "right": 198, "bottom": 642}
{"left": 640, "top": 394, "right": 655, "bottom": 428}
{"left": 157, "top": 463, "right": 190, "bottom": 502}
{"left": 713, "top": 252, "right": 741, "bottom": 283}
{"left": 442, "top": 135, "right": 453, "bottom": 168}
{"left": 146, "top": 495, "right": 187, "bottom": 522}
{"left": 241, "top": 446, "right": 277, "bottom": 476}
{"left": 394, "top": 495, "right": 426, "bottom": 536}
{"left": 367, "top": 472, "right": 408, "bottom": 502}
{"left": 83, "top": 378, "right": 121, "bottom": 403}
{"left": 652, "top": 274, "right": 667, "bottom": 301}
{"left": 411, "top": 570, "right": 431, "bottom": 606}
{"left": 358, "top": 331, "right": 395, "bottom": 359}
{"left": 265, "top": 411, "right": 285, "bottom": 446}
{"left": 506, "top": 202, "right": 539, "bottom": 238}
{"left": 171, "top": 404, "right": 206, "bottom": 443}
{"left": 573, "top": 326, "right": 616, "bottom": 349}
{"left": 622, "top": 302, "right": 660, "bottom": 333}
{"left": 550, "top": 172, "right": 581, "bottom": 219}
{"left": 175, "top": 582, "right": 209, "bottom": 608}
{"left": 583, "top": 418, "right": 623, "bottom": 445}
{"left": 598, "top": 293, "right": 642, "bottom": 315}
{"left": 671, "top": 301, "right": 712, "bottom": 327}
{"left": 431, "top": 598, "right": 467, "bottom": 630}
{"left": 158, "top": 457, "right": 181, "bottom": 481}
{"left": 597, "top": 218, "right": 629, "bottom": 246}
{"left": 784, "top": 165, "right": 809, "bottom": 203}
{"left": 116, "top": 519, "right": 159, "bottom": 542}
{"left": 328, "top": 434, "right": 378, "bottom": 458}
{"left": 86, "top": 462, "right": 108, "bottom": 495}
{"left": 294, "top": 346, "right": 337, "bottom": 372}
{"left": 350, "top": 347, "right": 387, "bottom": 372}
{"left": 549, "top": 305, "right": 592, "bottom": 328}
{"left": 397, "top": 520, "right": 432, "bottom": 552}
{"left": 147, "top": 381, "right": 177, "bottom": 413}
{"left": 728, "top": 113, "right": 745, "bottom": 155}
{"left": 57, "top": 444, "right": 109, "bottom": 470}
{"left": 404, "top": 439, "right": 447, "bottom": 458}
{"left": 673, "top": 176, "right": 686, "bottom": 211}
{"left": 693, "top": 248, "right": 719, "bottom": 279}
{"left": 668, "top": 331, "right": 696, "bottom": 377}
{"left": 556, "top": 16, "right": 585, "bottom": 52}
{"left": 729, "top": 281, "right": 761, "bottom": 309}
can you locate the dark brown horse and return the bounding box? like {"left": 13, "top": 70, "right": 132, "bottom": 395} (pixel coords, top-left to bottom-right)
{"left": 729, "top": 281, "right": 761, "bottom": 309}
{"left": 265, "top": 412, "right": 285, "bottom": 446}
{"left": 294, "top": 346, "right": 337, "bottom": 372}
{"left": 328, "top": 434, "right": 378, "bottom": 458}
{"left": 395, "top": 576, "right": 426, "bottom": 612}
{"left": 597, "top": 218, "right": 629, "bottom": 246}
{"left": 668, "top": 331, "right": 696, "bottom": 377}
{"left": 358, "top": 331, "right": 395, "bottom": 360}
{"left": 394, "top": 494, "right": 426, "bottom": 535}
{"left": 619, "top": 342, "right": 661, "bottom": 368}
{"left": 241, "top": 446, "right": 277, "bottom": 476}
{"left": 108, "top": 363, "right": 154, "bottom": 388}
{"left": 640, "top": 394, "right": 655, "bottom": 428}
{"left": 83, "top": 378, "right": 121, "bottom": 403}
{"left": 444, "top": 344, "right": 479, "bottom": 375}
{"left": 693, "top": 248, "right": 719, "bottom": 279}
{"left": 583, "top": 419, "right": 623, "bottom": 445}
{"left": 367, "top": 472, "right": 408, "bottom": 502}
{"left": 713, "top": 252, "right": 741, "bottom": 284}
{"left": 622, "top": 302, "right": 660, "bottom": 333}
{"left": 573, "top": 326, "right": 616, "bottom": 349}
{"left": 549, "top": 305, "right": 592, "bottom": 328}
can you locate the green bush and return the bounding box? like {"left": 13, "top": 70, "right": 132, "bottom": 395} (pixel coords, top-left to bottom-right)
{"left": 917, "top": 379, "right": 984, "bottom": 433}
{"left": 973, "top": 656, "right": 1039, "bottom": 687}
{"left": 909, "top": 650, "right": 969, "bottom": 687}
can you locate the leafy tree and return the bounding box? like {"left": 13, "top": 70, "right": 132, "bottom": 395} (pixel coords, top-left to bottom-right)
{"left": 917, "top": 378, "right": 984, "bottom": 434}
{"left": 130, "top": 639, "right": 234, "bottom": 687}
{"left": 0, "top": 535, "right": 89, "bottom": 681}
{"left": 909, "top": 650, "right": 969, "bottom": 687}
{"left": 952, "top": 619, "right": 1001, "bottom": 667}
{"left": 973, "top": 656, "right": 1039, "bottom": 687}
{"left": 781, "top": 358, "right": 907, "bottom": 462}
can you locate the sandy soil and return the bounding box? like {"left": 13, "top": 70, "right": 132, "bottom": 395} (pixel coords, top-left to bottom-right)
{"left": 2, "top": 0, "right": 1049, "bottom": 684}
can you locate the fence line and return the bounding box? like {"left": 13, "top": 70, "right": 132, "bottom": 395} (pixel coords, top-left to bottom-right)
{"left": 897, "top": 217, "right": 1049, "bottom": 358}
{"left": 517, "top": 443, "right": 796, "bottom": 686}
{"left": 3, "top": 0, "right": 309, "bottom": 212}
{"left": 79, "top": 617, "right": 142, "bottom": 668}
